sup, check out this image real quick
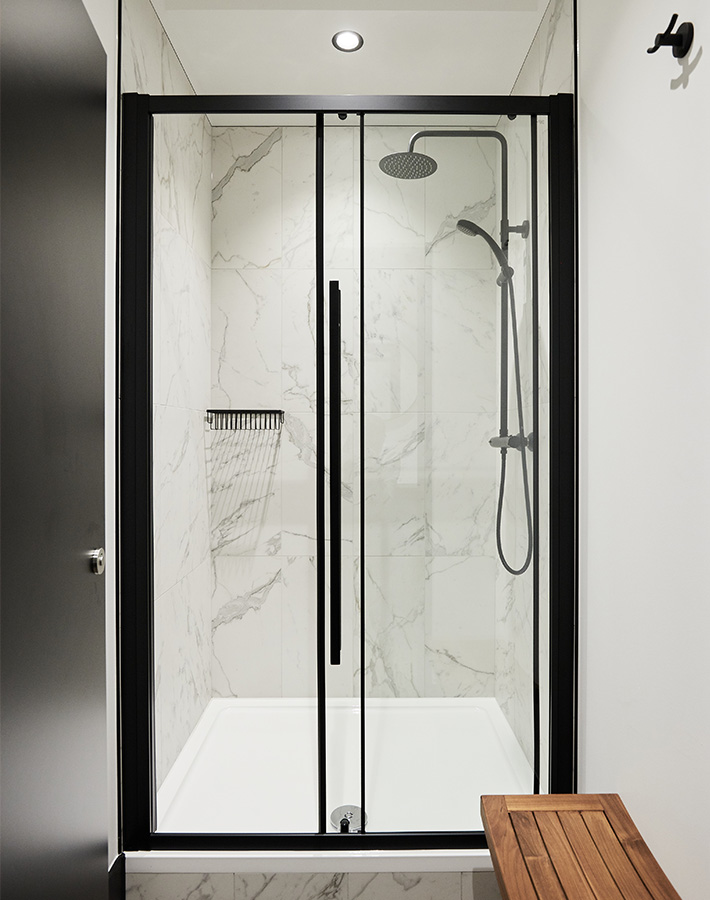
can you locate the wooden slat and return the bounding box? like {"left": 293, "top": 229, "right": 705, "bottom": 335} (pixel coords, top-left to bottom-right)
{"left": 600, "top": 795, "right": 683, "bottom": 900}
{"left": 558, "top": 810, "right": 626, "bottom": 900}
{"left": 483, "top": 795, "right": 682, "bottom": 900}
{"left": 581, "top": 811, "right": 655, "bottom": 900}
{"left": 510, "top": 811, "right": 567, "bottom": 900}
{"left": 480, "top": 796, "right": 539, "bottom": 900}
{"left": 504, "top": 795, "right": 606, "bottom": 812}
{"left": 534, "top": 810, "right": 598, "bottom": 900}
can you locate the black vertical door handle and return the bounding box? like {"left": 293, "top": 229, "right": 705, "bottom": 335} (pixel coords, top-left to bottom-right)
{"left": 329, "top": 280, "right": 342, "bottom": 665}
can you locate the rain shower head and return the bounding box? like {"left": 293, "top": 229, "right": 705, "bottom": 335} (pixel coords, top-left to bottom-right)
{"left": 379, "top": 150, "right": 438, "bottom": 179}
{"left": 456, "top": 219, "right": 514, "bottom": 283}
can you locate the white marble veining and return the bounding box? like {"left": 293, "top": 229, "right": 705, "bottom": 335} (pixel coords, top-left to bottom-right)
{"left": 153, "top": 214, "right": 211, "bottom": 412}
{"left": 512, "top": 0, "right": 575, "bottom": 97}
{"left": 126, "top": 872, "right": 502, "bottom": 900}
{"left": 212, "top": 127, "right": 284, "bottom": 270}
{"left": 122, "top": 0, "right": 194, "bottom": 95}
{"left": 236, "top": 875, "right": 346, "bottom": 900}
{"left": 154, "top": 114, "right": 213, "bottom": 266}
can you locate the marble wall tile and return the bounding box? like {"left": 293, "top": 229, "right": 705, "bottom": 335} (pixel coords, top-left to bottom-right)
{"left": 208, "top": 427, "right": 282, "bottom": 558}
{"left": 365, "top": 412, "right": 497, "bottom": 559}
{"left": 127, "top": 873, "right": 235, "bottom": 900}
{"left": 323, "top": 126, "right": 357, "bottom": 269}
{"left": 212, "top": 556, "right": 283, "bottom": 697}
{"left": 363, "top": 554, "right": 497, "bottom": 698}
{"left": 364, "top": 268, "right": 498, "bottom": 416}
{"left": 282, "top": 127, "right": 317, "bottom": 270}
{"left": 495, "top": 559, "right": 534, "bottom": 768}
{"left": 212, "top": 127, "right": 284, "bottom": 269}
{"left": 365, "top": 412, "right": 429, "bottom": 557}
{"left": 154, "top": 114, "right": 213, "bottom": 265}
{"left": 234, "top": 874, "right": 346, "bottom": 900}
{"left": 153, "top": 406, "right": 210, "bottom": 600}
{"left": 512, "top": 0, "right": 575, "bottom": 97}
{"left": 364, "top": 557, "right": 427, "bottom": 697}
{"left": 281, "top": 556, "right": 317, "bottom": 696}
{"left": 282, "top": 270, "right": 317, "bottom": 413}
{"left": 364, "top": 269, "right": 427, "bottom": 415}
{"left": 424, "top": 556, "right": 496, "bottom": 697}
{"left": 124, "top": 872, "right": 498, "bottom": 900}
{"left": 425, "top": 269, "right": 498, "bottom": 414}
{"left": 154, "top": 561, "right": 212, "bottom": 786}
{"left": 153, "top": 214, "right": 211, "bottom": 411}
{"left": 212, "top": 268, "right": 283, "bottom": 410}
{"left": 281, "top": 412, "right": 317, "bottom": 557}
{"left": 350, "top": 873, "right": 461, "bottom": 900}
{"left": 121, "top": 0, "right": 194, "bottom": 95}
{"left": 364, "top": 128, "right": 427, "bottom": 270}
{"left": 207, "top": 120, "right": 535, "bottom": 714}
{"left": 424, "top": 138, "right": 499, "bottom": 272}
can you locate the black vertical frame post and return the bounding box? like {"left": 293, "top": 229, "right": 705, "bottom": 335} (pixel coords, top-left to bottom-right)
{"left": 315, "top": 114, "right": 328, "bottom": 832}
{"left": 530, "top": 114, "right": 541, "bottom": 794}
{"left": 358, "top": 113, "right": 367, "bottom": 830}
{"left": 329, "top": 280, "right": 342, "bottom": 665}
{"left": 547, "top": 93, "right": 578, "bottom": 793}
{"left": 118, "top": 92, "right": 155, "bottom": 846}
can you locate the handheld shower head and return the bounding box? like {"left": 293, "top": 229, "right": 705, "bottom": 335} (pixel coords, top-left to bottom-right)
{"left": 379, "top": 151, "right": 438, "bottom": 180}
{"left": 456, "top": 219, "right": 514, "bottom": 283}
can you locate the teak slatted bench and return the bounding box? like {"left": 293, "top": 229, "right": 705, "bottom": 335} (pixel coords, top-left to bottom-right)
{"left": 481, "top": 794, "right": 682, "bottom": 900}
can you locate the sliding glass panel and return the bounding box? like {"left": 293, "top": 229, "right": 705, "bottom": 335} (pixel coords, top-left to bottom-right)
{"left": 151, "top": 112, "right": 321, "bottom": 833}
{"left": 362, "top": 112, "right": 550, "bottom": 831}
{"left": 322, "top": 113, "right": 364, "bottom": 834}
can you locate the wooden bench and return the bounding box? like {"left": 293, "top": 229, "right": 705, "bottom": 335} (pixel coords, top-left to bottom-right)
{"left": 481, "top": 794, "right": 682, "bottom": 900}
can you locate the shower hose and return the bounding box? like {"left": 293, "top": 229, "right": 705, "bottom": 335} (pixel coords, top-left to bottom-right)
{"left": 497, "top": 278, "right": 533, "bottom": 576}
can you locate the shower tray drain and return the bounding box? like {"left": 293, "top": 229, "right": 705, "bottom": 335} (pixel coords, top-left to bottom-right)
{"left": 330, "top": 804, "right": 367, "bottom": 833}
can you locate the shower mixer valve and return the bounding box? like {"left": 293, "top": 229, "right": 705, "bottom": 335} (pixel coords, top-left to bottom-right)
{"left": 489, "top": 432, "right": 534, "bottom": 451}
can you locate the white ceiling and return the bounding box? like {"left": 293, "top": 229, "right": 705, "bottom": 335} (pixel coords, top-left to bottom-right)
{"left": 149, "top": 0, "right": 550, "bottom": 98}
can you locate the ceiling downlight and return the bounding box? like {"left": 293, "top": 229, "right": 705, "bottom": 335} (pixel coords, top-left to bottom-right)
{"left": 332, "top": 30, "right": 364, "bottom": 52}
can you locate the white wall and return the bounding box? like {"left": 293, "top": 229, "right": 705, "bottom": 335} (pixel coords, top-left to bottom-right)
{"left": 578, "top": 1, "right": 710, "bottom": 897}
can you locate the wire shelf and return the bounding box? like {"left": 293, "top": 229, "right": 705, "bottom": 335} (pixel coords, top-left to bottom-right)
{"left": 206, "top": 409, "right": 285, "bottom": 431}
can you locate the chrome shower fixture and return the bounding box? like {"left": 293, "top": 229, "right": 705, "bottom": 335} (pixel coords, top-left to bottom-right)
{"left": 378, "top": 150, "right": 438, "bottom": 179}
{"left": 456, "top": 219, "right": 514, "bottom": 284}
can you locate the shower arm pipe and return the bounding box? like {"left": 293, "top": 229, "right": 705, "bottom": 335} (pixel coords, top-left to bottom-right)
{"left": 408, "top": 129, "right": 510, "bottom": 436}
{"left": 406, "top": 130, "right": 509, "bottom": 243}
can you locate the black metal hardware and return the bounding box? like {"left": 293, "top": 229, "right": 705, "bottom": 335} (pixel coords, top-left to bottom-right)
{"left": 315, "top": 114, "right": 327, "bottom": 835}
{"left": 206, "top": 409, "right": 284, "bottom": 430}
{"left": 329, "top": 280, "right": 342, "bottom": 666}
{"left": 340, "top": 817, "right": 350, "bottom": 833}
{"left": 647, "top": 14, "right": 694, "bottom": 58}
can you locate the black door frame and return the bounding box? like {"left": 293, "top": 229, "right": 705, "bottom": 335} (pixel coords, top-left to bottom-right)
{"left": 118, "top": 92, "right": 577, "bottom": 852}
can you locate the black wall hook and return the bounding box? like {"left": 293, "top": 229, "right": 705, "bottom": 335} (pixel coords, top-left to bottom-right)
{"left": 647, "top": 13, "right": 694, "bottom": 58}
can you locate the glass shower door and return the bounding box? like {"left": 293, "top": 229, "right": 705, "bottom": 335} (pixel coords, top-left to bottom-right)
{"left": 152, "top": 113, "right": 323, "bottom": 834}
{"left": 360, "top": 112, "right": 549, "bottom": 832}
{"left": 146, "top": 104, "right": 550, "bottom": 837}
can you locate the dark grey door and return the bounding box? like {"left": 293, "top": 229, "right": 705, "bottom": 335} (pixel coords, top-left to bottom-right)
{"left": 0, "top": 0, "right": 108, "bottom": 897}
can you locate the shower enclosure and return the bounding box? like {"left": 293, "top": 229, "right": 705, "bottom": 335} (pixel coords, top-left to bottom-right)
{"left": 119, "top": 94, "right": 576, "bottom": 850}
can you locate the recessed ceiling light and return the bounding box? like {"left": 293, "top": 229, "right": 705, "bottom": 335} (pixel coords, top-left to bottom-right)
{"left": 332, "top": 31, "right": 364, "bottom": 53}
